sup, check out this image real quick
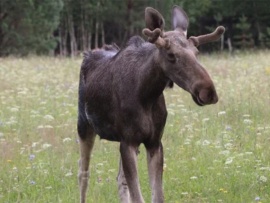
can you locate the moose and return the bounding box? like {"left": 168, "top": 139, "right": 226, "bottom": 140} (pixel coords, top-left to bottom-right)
{"left": 77, "top": 5, "right": 225, "bottom": 203}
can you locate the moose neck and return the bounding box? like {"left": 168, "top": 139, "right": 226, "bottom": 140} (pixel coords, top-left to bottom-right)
{"left": 138, "top": 46, "right": 169, "bottom": 103}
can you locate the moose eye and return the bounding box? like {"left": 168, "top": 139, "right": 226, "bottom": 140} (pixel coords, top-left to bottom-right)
{"left": 167, "top": 53, "right": 176, "bottom": 63}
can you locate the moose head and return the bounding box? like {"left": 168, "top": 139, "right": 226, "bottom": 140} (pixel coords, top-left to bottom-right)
{"left": 143, "top": 6, "right": 225, "bottom": 106}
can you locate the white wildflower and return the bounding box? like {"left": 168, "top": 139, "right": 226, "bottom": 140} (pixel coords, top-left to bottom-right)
{"left": 10, "top": 107, "right": 19, "bottom": 112}
{"left": 185, "top": 124, "right": 193, "bottom": 131}
{"left": 202, "top": 118, "right": 210, "bottom": 122}
{"left": 224, "top": 143, "right": 233, "bottom": 149}
{"left": 17, "top": 90, "right": 27, "bottom": 95}
{"left": 63, "top": 137, "right": 72, "bottom": 142}
{"left": 17, "top": 88, "right": 29, "bottom": 95}
{"left": 245, "top": 152, "right": 253, "bottom": 155}
{"left": 6, "top": 117, "right": 17, "bottom": 125}
{"left": 219, "top": 150, "right": 230, "bottom": 155}
{"left": 168, "top": 111, "right": 175, "bottom": 116}
{"left": 32, "top": 142, "right": 39, "bottom": 147}
{"left": 237, "top": 153, "right": 244, "bottom": 157}
{"left": 42, "top": 143, "right": 52, "bottom": 149}
{"left": 191, "top": 157, "right": 196, "bottom": 161}
{"left": 44, "top": 115, "right": 54, "bottom": 121}
{"left": 225, "top": 157, "right": 234, "bottom": 165}
{"left": 163, "top": 163, "right": 167, "bottom": 170}
{"left": 218, "top": 111, "right": 226, "bottom": 116}
{"left": 243, "top": 119, "right": 252, "bottom": 124}
{"left": 202, "top": 140, "right": 211, "bottom": 146}
{"left": 65, "top": 172, "right": 73, "bottom": 177}
{"left": 20, "top": 147, "right": 25, "bottom": 154}
{"left": 37, "top": 125, "right": 44, "bottom": 129}
{"left": 243, "top": 114, "right": 250, "bottom": 118}
{"left": 45, "top": 186, "right": 52, "bottom": 190}
{"left": 96, "top": 170, "right": 103, "bottom": 174}
{"left": 259, "top": 167, "right": 270, "bottom": 171}
{"left": 30, "top": 110, "right": 39, "bottom": 114}
{"left": 259, "top": 175, "right": 267, "bottom": 182}
{"left": 40, "top": 101, "right": 47, "bottom": 105}
{"left": 184, "top": 138, "right": 191, "bottom": 145}
{"left": 190, "top": 176, "right": 198, "bottom": 180}
{"left": 257, "top": 127, "right": 264, "bottom": 131}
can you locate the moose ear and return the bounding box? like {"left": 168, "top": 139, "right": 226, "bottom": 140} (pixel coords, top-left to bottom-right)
{"left": 172, "top": 6, "right": 189, "bottom": 35}
{"left": 145, "top": 7, "right": 165, "bottom": 31}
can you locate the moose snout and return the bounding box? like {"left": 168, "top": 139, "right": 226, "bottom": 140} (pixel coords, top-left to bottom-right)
{"left": 192, "top": 83, "right": 218, "bottom": 106}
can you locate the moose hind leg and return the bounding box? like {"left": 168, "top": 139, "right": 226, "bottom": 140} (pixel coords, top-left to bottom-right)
{"left": 78, "top": 122, "right": 96, "bottom": 203}
{"left": 117, "top": 158, "right": 131, "bottom": 203}
{"left": 146, "top": 142, "right": 164, "bottom": 203}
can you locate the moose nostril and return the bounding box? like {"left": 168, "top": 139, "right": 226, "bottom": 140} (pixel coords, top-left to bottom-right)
{"left": 198, "top": 89, "right": 209, "bottom": 103}
{"left": 199, "top": 88, "right": 218, "bottom": 104}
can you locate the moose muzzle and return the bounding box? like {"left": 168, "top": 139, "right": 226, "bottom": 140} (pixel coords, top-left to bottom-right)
{"left": 191, "top": 82, "right": 218, "bottom": 106}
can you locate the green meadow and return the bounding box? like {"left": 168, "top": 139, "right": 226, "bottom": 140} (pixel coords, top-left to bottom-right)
{"left": 1, "top": 51, "right": 270, "bottom": 203}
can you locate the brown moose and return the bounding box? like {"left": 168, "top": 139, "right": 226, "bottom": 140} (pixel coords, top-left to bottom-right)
{"left": 77, "top": 5, "right": 225, "bottom": 203}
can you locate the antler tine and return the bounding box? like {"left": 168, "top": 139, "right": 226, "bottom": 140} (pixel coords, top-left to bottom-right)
{"left": 190, "top": 26, "right": 225, "bottom": 47}
{"left": 142, "top": 28, "right": 161, "bottom": 43}
{"left": 142, "top": 28, "right": 170, "bottom": 48}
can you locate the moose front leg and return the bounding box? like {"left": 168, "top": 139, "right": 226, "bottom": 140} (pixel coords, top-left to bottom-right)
{"left": 146, "top": 142, "right": 164, "bottom": 203}
{"left": 120, "top": 142, "right": 145, "bottom": 203}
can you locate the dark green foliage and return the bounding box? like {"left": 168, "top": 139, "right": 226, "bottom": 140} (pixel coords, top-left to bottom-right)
{"left": 0, "top": 0, "right": 270, "bottom": 56}
{"left": 234, "top": 15, "right": 253, "bottom": 48}
{"left": 0, "top": 0, "right": 63, "bottom": 56}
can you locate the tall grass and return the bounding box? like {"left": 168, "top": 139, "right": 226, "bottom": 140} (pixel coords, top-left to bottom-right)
{"left": 0, "top": 50, "right": 270, "bottom": 202}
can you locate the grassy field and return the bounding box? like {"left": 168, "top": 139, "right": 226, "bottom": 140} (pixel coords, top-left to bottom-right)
{"left": 0, "top": 50, "right": 270, "bottom": 203}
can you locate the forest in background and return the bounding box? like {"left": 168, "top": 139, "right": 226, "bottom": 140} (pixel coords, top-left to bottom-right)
{"left": 0, "top": 0, "right": 270, "bottom": 56}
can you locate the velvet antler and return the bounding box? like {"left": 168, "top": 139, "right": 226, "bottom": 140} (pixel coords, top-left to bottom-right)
{"left": 189, "top": 26, "right": 225, "bottom": 47}
{"left": 142, "top": 28, "right": 170, "bottom": 48}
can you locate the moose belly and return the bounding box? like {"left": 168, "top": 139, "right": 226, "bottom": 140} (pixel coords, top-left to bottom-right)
{"left": 94, "top": 124, "right": 120, "bottom": 142}
{"left": 86, "top": 112, "right": 120, "bottom": 142}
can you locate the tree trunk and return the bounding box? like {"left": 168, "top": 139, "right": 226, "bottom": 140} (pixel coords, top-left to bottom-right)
{"left": 94, "top": 1, "right": 100, "bottom": 49}
{"left": 81, "top": 19, "right": 87, "bottom": 51}
{"left": 94, "top": 19, "right": 99, "bottom": 49}
{"left": 101, "top": 22, "right": 105, "bottom": 46}
{"left": 81, "top": 2, "right": 87, "bottom": 52}
{"left": 59, "top": 26, "right": 63, "bottom": 56}
{"left": 68, "top": 14, "right": 77, "bottom": 57}
{"left": 88, "top": 29, "right": 92, "bottom": 50}
{"left": 221, "top": 34, "right": 224, "bottom": 51}
{"left": 227, "top": 38, "right": 233, "bottom": 54}
{"left": 126, "top": 0, "right": 133, "bottom": 38}
{"left": 60, "top": 18, "right": 68, "bottom": 57}
{"left": 252, "top": 0, "right": 262, "bottom": 46}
